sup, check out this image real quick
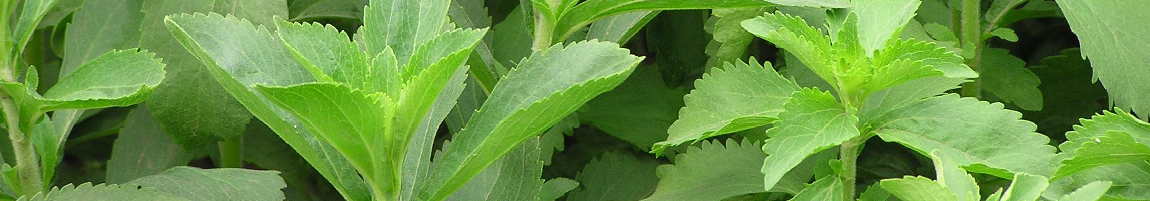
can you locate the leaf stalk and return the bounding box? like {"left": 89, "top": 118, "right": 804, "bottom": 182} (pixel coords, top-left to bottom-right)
{"left": 958, "top": 0, "right": 983, "bottom": 98}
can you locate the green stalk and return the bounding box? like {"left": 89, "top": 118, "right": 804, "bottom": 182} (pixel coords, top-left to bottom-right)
{"left": 839, "top": 137, "right": 864, "bottom": 200}
{"left": 218, "top": 138, "right": 243, "bottom": 168}
{"left": 532, "top": 11, "right": 555, "bottom": 51}
{"left": 1, "top": 2, "right": 45, "bottom": 194}
{"left": 958, "top": 0, "right": 982, "bottom": 98}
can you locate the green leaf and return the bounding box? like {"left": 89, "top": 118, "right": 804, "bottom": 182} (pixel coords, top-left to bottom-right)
{"left": 288, "top": 0, "right": 367, "bottom": 21}
{"left": 980, "top": 48, "right": 1042, "bottom": 111}
{"left": 125, "top": 167, "right": 286, "bottom": 201}
{"left": 106, "top": 105, "right": 192, "bottom": 184}
{"left": 1054, "top": 131, "right": 1150, "bottom": 179}
{"left": 254, "top": 83, "right": 393, "bottom": 190}
{"left": 16, "top": 183, "right": 182, "bottom": 201}
{"left": 643, "top": 140, "right": 768, "bottom": 201}
{"left": 869, "top": 39, "right": 975, "bottom": 80}
{"left": 567, "top": 152, "right": 660, "bottom": 201}
{"left": 420, "top": 41, "right": 641, "bottom": 201}
{"left": 401, "top": 68, "right": 469, "bottom": 201}
{"left": 987, "top": 28, "right": 1019, "bottom": 42}
{"left": 9, "top": 0, "right": 60, "bottom": 61}
{"left": 581, "top": 66, "right": 686, "bottom": 151}
{"left": 880, "top": 176, "right": 959, "bottom": 201}
{"left": 553, "top": 0, "right": 774, "bottom": 42}
{"left": 705, "top": 7, "right": 769, "bottom": 69}
{"left": 447, "top": 139, "right": 546, "bottom": 201}
{"left": 538, "top": 178, "right": 579, "bottom": 201}
{"left": 869, "top": 94, "right": 1057, "bottom": 178}
{"left": 1001, "top": 173, "right": 1049, "bottom": 201}
{"left": 361, "top": 0, "right": 451, "bottom": 63}
{"left": 654, "top": 59, "right": 799, "bottom": 153}
{"left": 761, "top": 88, "right": 860, "bottom": 190}
{"left": 29, "top": 117, "right": 57, "bottom": 188}
{"left": 930, "top": 150, "right": 979, "bottom": 201}
{"left": 742, "top": 12, "right": 834, "bottom": 83}
{"left": 789, "top": 176, "right": 844, "bottom": 201}
{"left": 1056, "top": 181, "right": 1112, "bottom": 201}
{"left": 646, "top": 10, "right": 710, "bottom": 85}
{"left": 1058, "top": 0, "right": 1150, "bottom": 118}
{"left": 394, "top": 28, "right": 487, "bottom": 153}
{"left": 60, "top": 0, "right": 144, "bottom": 76}
{"left": 585, "top": 11, "right": 659, "bottom": 44}
{"left": 163, "top": 13, "right": 369, "bottom": 201}
{"left": 859, "top": 77, "right": 967, "bottom": 123}
{"left": 1060, "top": 109, "right": 1150, "bottom": 155}
{"left": 847, "top": 0, "right": 921, "bottom": 55}
{"left": 39, "top": 49, "right": 164, "bottom": 109}
{"left": 274, "top": 19, "right": 369, "bottom": 86}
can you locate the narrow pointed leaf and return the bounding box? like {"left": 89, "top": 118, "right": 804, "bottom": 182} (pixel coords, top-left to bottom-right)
{"left": 552, "top": 0, "right": 774, "bottom": 42}
{"left": 420, "top": 41, "right": 641, "bottom": 201}
{"left": 762, "top": 89, "right": 860, "bottom": 190}
{"left": 1056, "top": 181, "right": 1112, "bottom": 201}
{"left": 362, "top": 0, "right": 451, "bottom": 63}
{"left": 848, "top": 0, "right": 920, "bottom": 55}
{"left": 274, "top": 19, "right": 369, "bottom": 85}
{"left": 448, "top": 139, "right": 546, "bottom": 201}
{"left": 655, "top": 60, "right": 799, "bottom": 153}
{"left": 1054, "top": 131, "right": 1150, "bottom": 179}
{"left": 742, "top": 12, "right": 834, "bottom": 83}
{"left": 16, "top": 183, "right": 181, "bottom": 201}
{"left": 9, "top": 0, "right": 60, "bottom": 60}
{"left": 788, "top": 176, "right": 844, "bottom": 201}
{"left": 1000, "top": 173, "right": 1049, "bottom": 201}
{"left": 931, "top": 150, "right": 979, "bottom": 201}
{"left": 125, "top": 167, "right": 286, "bottom": 201}
{"left": 880, "top": 176, "right": 960, "bottom": 201}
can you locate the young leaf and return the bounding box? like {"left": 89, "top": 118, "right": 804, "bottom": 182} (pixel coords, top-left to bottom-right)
{"left": 125, "top": 167, "right": 286, "bottom": 201}
{"left": 980, "top": 48, "right": 1042, "bottom": 111}
{"left": 1055, "top": 181, "right": 1111, "bottom": 201}
{"left": 39, "top": 49, "right": 164, "bottom": 110}
{"left": 1000, "top": 173, "right": 1049, "bottom": 201}
{"left": 1058, "top": 0, "right": 1150, "bottom": 118}
{"left": 567, "top": 152, "right": 660, "bottom": 201}
{"left": 761, "top": 89, "right": 860, "bottom": 191}
{"left": 789, "top": 176, "right": 844, "bottom": 201}
{"left": 643, "top": 140, "right": 768, "bottom": 201}
{"left": 880, "top": 176, "right": 959, "bottom": 201}
{"left": 1060, "top": 109, "right": 1150, "bottom": 155}
{"left": 164, "top": 13, "right": 369, "bottom": 201}
{"left": 868, "top": 94, "right": 1057, "bottom": 178}
{"left": 446, "top": 139, "right": 545, "bottom": 201}
{"left": 741, "top": 12, "right": 834, "bottom": 83}
{"left": 705, "top": 7, "right": 769, "bottom": 68}
{"left": 60, "top": 0, "right": 144, "bottom": 76}
{"left": 654, "top": 60, "right": 799, "bottom": 153}
{"left": 274, "top": 19, "right": 368, "bottom": 85}
{"left": 16, "top": 183, "right": 181, "bottom": 201}
{"left": 419, "top": 41, "right": 641, "bottom": 200}
{"left": 846, "top": 0, "right": 920, "bottom": 55}
{"left": 1053, "top": 131, "right": 1150, "bottom": 179}
{"left": 361, "top": 0, "right": 450, "bottom": 63}
{"left": 255, "top": 83, "right": 393, "bottom": 190}
{"left": 9, "top": 0, "right": 60, "bottom": 62}
{"left": 930, "top": 150, "right": 979, "bottom": 201}
{"left": 401, "top": 69, "right": 469, "bottom": 201}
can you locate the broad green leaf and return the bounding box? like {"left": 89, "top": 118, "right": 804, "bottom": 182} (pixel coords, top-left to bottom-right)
{"left": 16, "top": 183, "right": 182, "bottom": 201}
{"left": 420, "top": 41, "right": 641, "bottom": 200}
{"left": 394, "top": 29, "right": 487, "bottom": 155}
{"left": 240, "top": 119, "right": 323, "bottom": 201}
{"left": 1060, "top": 109, "right": 1150, "bottom": 155}
{"left": 288, "top": 0, "right": 367, "bottom": 21}
{"left": 859, "top": 77, "right": 967, "bottom": 123}
{"left": 36, "top": 49, "right": 164, "bottom": 109}
{"left": 274, "top": 19, "right": 369, "bottom": 86}
{"left": 488, "top": 5, "right": 533, "bottom": 68}
{"left": 983, "top": 0, "right": 1027, "bottom": 32}
{"left": 586, "top": 11, "right": 659, "bottom": 44}
{"left": 980, "top": 48, "right": 1042, "bottom": 111}
{"left": 931, "top": 150, "right": 979, "bottom": 201}
{"left": 125, "top": 167, "right": 286, "bottom": 201}
{"left": 869, "top": 94, "right": 1057, "bottom": 178}
{"left": 552, "top": 0, "right": 774, "bottom": 42}
{"left": 846, "top": 0, "right": 920, "bottom": 55}
{"left": 581, "top": 66, "right": 686, "bottom": 151}
{"left": 880, "top": 176, "right": 959, "bottom": 201}
{"left": 163, "top": 13, "right": 369, "bottom": 201}
{"left": 705, "top": 7, "right": 769, "bottom": 68}
{"left": 447, "top": 139, "right": 545, "bottom": 201}
{"left": 1001, "top": 173, "right": 1049, "bottom": 201}
{"left": 447, "top": 0, "right": 502, "bottom": 87}
{"left": 255, "top": 83, "right": 393, "bottom": 190}
{"left": 643, "top": 140, "right": 768, "bottom": 201}
{"left": 106, "top": 106, "right": 192, "bottom": 184}
{"left": 29, "top": 118, "right": 57, "bottom": 188}
{"left": 1053, "top": 131, "right": 1150, "bottom": 179}
{"left": 789, "top": 176, "right": 843, "bottom": 201}
{"left": 538, "top": 178, "right": 579, "bottom": 201}
{"left": 654, "top": 59, "right": 799, "bottom": 153}
{"left": 1058, "top": 0, "right": 1150, "bottom": 118}
{"left": 1045, "top": 163, "right": 1150, "bottom": 200}
{"left": 858, "top": 183, "right": 893, "bottom": 201}
{"left": 742, "top": 12, "right": 834, "bottom": 83}
{"left": 141, "top": 0, "right": 284, "bottom": 154}
{"left": 361, "top": 0, "right": 451, "bottom": 63}
{"left": 761, "top": 89, "right": 860, "bottom": 190}
{"left": 60, "top": 0, "right": 144, "bottom": 76}
{"left": 9, "top": 0, "right": 60, "bottom": 61}
{"left": 869, "top": 39, "right": 975, "bottom": 80}
{"left": 1056, "top": 181, "right": 1112, "bottom": 201}
{"left": 1025, "top": 48, "right": 1106, "bottom": 136}
{"left": 567, "top": 152, "right": 660, "bottom": 201}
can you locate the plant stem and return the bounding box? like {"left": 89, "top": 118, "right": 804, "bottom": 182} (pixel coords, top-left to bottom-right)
{"left": 0, "top": 67, "right": 42, "bottom": 196}
{"left": 839, "top": 137, "right": 864, "bottom": 200}
{"left": 532, "top": 13, "right": 554, "bottom": 51}
{"left": 218, "top": 138, "right": 243, "bottom": 168}
{"left": 958, "top": 0, "right": 983, "bottom": 98}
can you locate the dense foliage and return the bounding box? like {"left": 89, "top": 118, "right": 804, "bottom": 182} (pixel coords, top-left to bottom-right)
{"left": 0, "top": 0, "right": 1147, "bottom": 200}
